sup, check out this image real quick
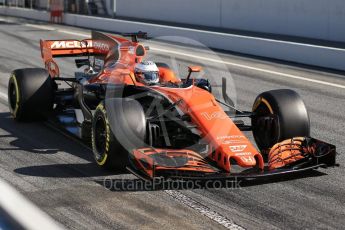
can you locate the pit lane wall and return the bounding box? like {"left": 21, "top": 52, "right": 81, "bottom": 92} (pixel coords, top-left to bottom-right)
{"left": 117, "top": 0, "right": 345, "bottom": 43}
{"left": 0, "top": 6, "right": 345, "bottom": 71}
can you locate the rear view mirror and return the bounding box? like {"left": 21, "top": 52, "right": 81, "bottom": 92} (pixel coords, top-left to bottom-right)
{"left": 188, "top": 66, "right": 202, "bottom": 73}
{"left": 186, "top": 65, "right": 202, "bottom": 82}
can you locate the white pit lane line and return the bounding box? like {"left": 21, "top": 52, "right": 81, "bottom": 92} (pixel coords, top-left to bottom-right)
{"left": 165, "top": 190, "right": 244, "bottom": 230}
{"left": 23, "top": 23, "right": 345, "bottom": 90}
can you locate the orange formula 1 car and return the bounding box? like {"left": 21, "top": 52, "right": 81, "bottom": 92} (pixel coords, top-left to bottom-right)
{"left": 8, "top": 31, "right": 337, "bottom": 181}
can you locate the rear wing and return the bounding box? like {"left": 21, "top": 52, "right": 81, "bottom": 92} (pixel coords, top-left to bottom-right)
{"left": 40, "top": 39, "right": 93, "bottom": 59}
{"left": 40, "top": 31, "right": 148, "bottom": 78}
{"left": 40, "top": 39, "right": 94, "bottom": 77}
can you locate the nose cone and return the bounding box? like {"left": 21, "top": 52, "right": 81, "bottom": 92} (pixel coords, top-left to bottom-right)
{"left": 217, "top": 144, "right": 264, "bottom": 172}
{"left": 231, "top": 153, "right": 257, "bottom": 167}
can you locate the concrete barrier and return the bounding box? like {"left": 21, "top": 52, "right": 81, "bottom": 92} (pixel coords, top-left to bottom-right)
{"left": 117, "top": 0, "right": 345, "bottom": 43}
{"left": 117, "top": 0, "right": 222, "bottom": 28}
{"left": 0, "top": 6, "right": 345, "bottom": 71}
{"left": 0, "top": 6, "right": 50, "bottom": 21}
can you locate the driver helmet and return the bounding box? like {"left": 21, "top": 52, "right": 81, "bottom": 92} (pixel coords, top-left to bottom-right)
{"left": 134, "top": 61, "right": 160, "bottom": 85}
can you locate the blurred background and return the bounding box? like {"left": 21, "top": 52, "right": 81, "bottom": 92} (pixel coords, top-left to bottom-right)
{"left": 0, "top": 0, "right": 116, "bottom": 17}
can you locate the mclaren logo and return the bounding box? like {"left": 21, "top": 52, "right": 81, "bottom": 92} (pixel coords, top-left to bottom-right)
{"left": 51, "top": 40, "right": 92, "bottom": 49}
{"left": 229, "top": 145, "right": 247, "bottom": 152}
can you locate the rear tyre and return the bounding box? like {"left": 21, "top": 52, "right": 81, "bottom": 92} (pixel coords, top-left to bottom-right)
{"left": 8, "top": 68, "right": 54, "bottom": 121}
{"left": 91, "top": 98, "right": 146, "bottom": 171}
{"left": 252, "top": 89, "right": 310, "bottom": 152}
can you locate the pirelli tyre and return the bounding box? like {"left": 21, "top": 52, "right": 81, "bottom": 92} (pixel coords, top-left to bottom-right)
{"left": 8, "top": 68, "right": 54, "bottom": 121}
{"left": 252, "top": 89, "right": 310, "bottom": 152}
{"left": 91, "top": 98, "right": 147, "bottom": 171}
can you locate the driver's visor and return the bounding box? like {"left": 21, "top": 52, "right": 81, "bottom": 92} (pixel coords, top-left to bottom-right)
{"left": 143, "top": 71, "right": 159, "bottom": 82}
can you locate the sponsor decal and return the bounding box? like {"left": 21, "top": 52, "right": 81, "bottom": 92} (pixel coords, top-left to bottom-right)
{"left": 217, "top": 135, "right": 246, "bottom": 140}
{"left": 93, "top": 41, "right": 110, "bottom": 52}
{"left": 51, "top": 40, "right": 92, "bottom": 49}
{"left": 229, "top": 145, "right": 247, "bottom": 152}
{"left": 234, "top": 152, "right": 252, "bottom": 156}
{"left": 201, "top": 111, "right": 228, "bottom": 121}
{"left": 218, "top": 135, "right": 248, "bottom": 145}
{"left": 240, "top": 156, "right": 255, "bottom": 163}
{"left": 222, "top": 140, "right": 247, "bottom": 145}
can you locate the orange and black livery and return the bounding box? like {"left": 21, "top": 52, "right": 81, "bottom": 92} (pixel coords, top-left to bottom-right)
{"left": 8, "top": 31, "right": 338, "bottom": 182}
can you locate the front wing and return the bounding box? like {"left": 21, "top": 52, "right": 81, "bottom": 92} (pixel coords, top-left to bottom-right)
{"left": 127, "top": 138, "right": 337, "bottom": 181}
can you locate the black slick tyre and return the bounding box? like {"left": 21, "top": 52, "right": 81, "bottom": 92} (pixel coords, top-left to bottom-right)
{"left": 91, "top": 99, "right": 146, "bottom": 171}
{"left": 8, "top": 68, "right": 54, "bottom": 121}
{"left": 252, "top": 89, "right": 310, "bottom": 152}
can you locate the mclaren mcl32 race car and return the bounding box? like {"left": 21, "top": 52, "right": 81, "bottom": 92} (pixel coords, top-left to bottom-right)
{"left": 7, "top": 31, "right": 337, "bottom": 181}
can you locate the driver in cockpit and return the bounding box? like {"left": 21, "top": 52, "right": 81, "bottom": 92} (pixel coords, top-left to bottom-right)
{"left": 134, "top": 61, "right": 160, "bottom": 85}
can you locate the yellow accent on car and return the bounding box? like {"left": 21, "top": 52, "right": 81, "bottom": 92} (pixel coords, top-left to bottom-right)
{"left": 98, "top": 153, "right": 108, "bottom": 166}
{"left": 95, "top": 103, "right": 109, "bottom": 166}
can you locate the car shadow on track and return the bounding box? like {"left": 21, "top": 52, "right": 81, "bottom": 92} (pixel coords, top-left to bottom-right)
{"left": 13, "top": 163, "right": 124, "bottom": 178}
{"left": 0, "top": 112, "right": 122, "bottom": 178}
{"left": 94, "top": 170, "right": 327, "bottom": 192}
{"left": 0, "top": 113, "right": 61, "bottom": 155}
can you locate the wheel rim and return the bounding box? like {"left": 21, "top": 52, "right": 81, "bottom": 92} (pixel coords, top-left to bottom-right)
{"left": 252, "top": 103, "right": 279, "bottom": 150}
{"left": 94, "top": 115, "right": 107, "bottom": 160}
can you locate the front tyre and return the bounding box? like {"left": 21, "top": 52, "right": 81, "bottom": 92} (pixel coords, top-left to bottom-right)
{"left": 91, "top": 99, "right": 146, "bottom": 171}
{"left": 8, "top": 68, "right": 54, "bottom": 121}
{"left": 252, "top": 89, "right": 310, "bottom": 152}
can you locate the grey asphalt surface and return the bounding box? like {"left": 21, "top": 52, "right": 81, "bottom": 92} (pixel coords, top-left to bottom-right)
{"left": 0, "top": 16, "right": 344, "bottom": 230}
